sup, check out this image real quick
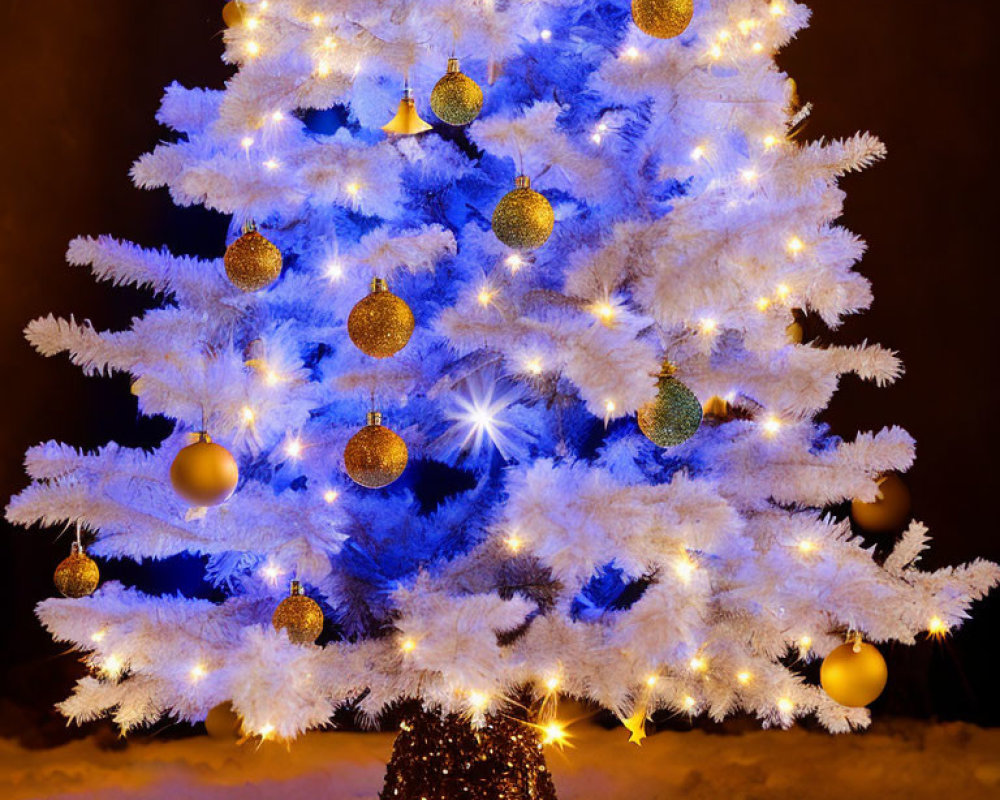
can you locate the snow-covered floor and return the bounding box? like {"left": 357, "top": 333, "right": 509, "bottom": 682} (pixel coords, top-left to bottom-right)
{"left": 2, "top": 719, "right": 999, "bottom": 800}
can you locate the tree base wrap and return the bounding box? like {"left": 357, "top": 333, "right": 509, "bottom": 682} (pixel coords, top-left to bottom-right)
{"left": 379, "top": 709, "right": 559, "bottom": 800}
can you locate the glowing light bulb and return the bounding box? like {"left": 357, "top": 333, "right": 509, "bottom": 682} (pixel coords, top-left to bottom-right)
{"left": 787, "top": 236, "right": 805, "bottom": 254}
{"left": 477, "top": 287, "right": 495, "bottom": 307}
{"left": 241, "top": 136, "right": 255, "bottom": 151}
{"left": 245, "top": 41, "right": 261, "bottom": 58}
{"left": 699, "top": 318, "right": 718, "bottom": 335}
{"left": 310, "top": 13, "right": 323, "bottom": 25}
{"left": 103, "top": 654, "right": 124, "bottom": 678}
{"left": 506, "top": 254, "right": 524, "bottom": 273}
{"left": 775, "top": 283, "right": 791, "bottom": 300}
{"left": 591, "top": 133, "right": 602, "bottom": 144}
{"left": 646, "top": 675, "right": 659, "bottom": 688}
{"left": 689, "top": 656, "right": 708, "bottom": 673}
{"left": 738, "top": 19, "right": 756, "bottom": 35}
{"left": 264, "top": 158, "right": 280, "bottom": 170}
{"left": 751, "top": 42, "right": 765, "bottom": 53}
{"left": 524, "top": 357, "right": 543, "bottom": 376}
{"left": 401, "top": 638, "right": 417, "bottom": 653}
{"left": 771, "top": 1, "right": 785, "bottom": 15}
{"left": 604, "top": 399, "right": 617, "bottom": 414}
{"left": 798, "top": 636, "right": 812, "bottom": 651}
{"left": 241, "top": 406, "right": 255, "bottom": 424}
{"left": 541, "top": 720, "right": 568, "bottom": 745}
{"left": 675, "top": 557, "right": 696, "bottom": 582}
{"left": 324, "top": 260, "right": 344, "bottom": 281}
{"left": 271, "top": 110, "right": 284, "bottom": 122}
{"left": 246, "top": 16, "right": 260, "bottom": 30}
{"left": 762, "top": 415, "right": 782, "bottom": 437}
{"left": 262, "top": 564, "right": 281, "bottom": 584}
{"left": 798, "top": 540, "right": 817, "bottom": 554}
{"left": 468, "top": 691, "right": 489, "bottom": 710}
{"left": 756, "top": 297, "right": 771, "bottom": 311}
{"left": 624, "top": 46, "right": 640, "bottom": 60}
{"left": 90, "top": 630, "right": 106, "bottom": 643}
{"left": 323, "top": 489, "right": 339, "bottom": 504}
{"left": 545, "top": 676, "right": 560, "bottom": 692}
{"left": 736, "top": 671, "right": 752, "bottom": 685}
{"left": 322, "top": 35, "right": 336, "bottom": 49}
{"left": 682, "top": 695, "right": 696, "bottom": 710}
{"left": 264, "top": 368, "right": 281, "bottom": 386}
{"left": 190, "top": 664, "right": 207, "bottom": 682}
{"left": 315, "top": 60, "right": 331, "bottom": 77}
{"left": 258, "top": 723, "right": 275, "bottom": 740}
{"left": 777, "top": 697, "right": 794, "bottom": 713}
{"left": 741, "top": 168, "right": 758, "bottom": 183}
{"left": 928, "top": 617, "right": 949, "bottom": 637}
{"left": 763, "top": 134, "right": 779, "bottom": 149}
{"left": 345, "top": 182, "right": 360, "bottom": 196}
{"left": 691, "top": 145, "right": 706, "bottom": 161}
{"left": 505, "top": 534, "right": 523, "bottom": 553}
{"left": 540, "top": 29, "right": 552, "bottom": 41}
{"left": 284, "top": 438, "right": 303, "bottom": 459}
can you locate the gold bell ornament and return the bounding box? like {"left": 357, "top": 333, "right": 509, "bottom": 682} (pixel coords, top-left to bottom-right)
{"left": 54, "top": 528, "right": 100, "bottom": 598}
{"left": 224, "top": 221, "right": 283, "bottom": 292}
{"left": 820, "top": 635, "right": 888, "bottom": 707}
{"left": 347, "top": 277, "right": 415, "bottom": 358}
{"left": 430, "top": 58, "right": 484, "bottom": 126}
{"left": 272, "top": 580, "right": 325, "bottom": 644}
{"left": 851, "top": 472, "right": 912, "bottom": 533}
{"left": 344, "top": 411, "right": 408, "bottom": 488}
{"left": 631, "top": 0, "right": 694, "bottom": 39}
{"left": 170, "top": 432, "right": 240, "bottom": 506}
{"left": 382, "top": 84, "right": 433, "bottom": 136}
{"left": 491, "top": 175, "right": 555, "bottom": 250}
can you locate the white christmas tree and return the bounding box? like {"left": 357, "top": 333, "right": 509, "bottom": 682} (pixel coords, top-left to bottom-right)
{"left": 8, "top": 0, "right": 997, "bottom": 788}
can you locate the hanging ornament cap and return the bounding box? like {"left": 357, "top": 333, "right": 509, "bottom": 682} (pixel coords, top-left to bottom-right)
{"left": 492, "top": 175, "right": 555, "bottom": 250}
{"left": 348, "top": 277, "right": 415, "bottom": 358}
{"left": 430, "top": 58, "right": 484, "bottom": 126}
{"left": 54, "top": 540, "right": 100, "bottom": 598}
{"left": 383, "top": 86, "right": 433, "bottom": 135}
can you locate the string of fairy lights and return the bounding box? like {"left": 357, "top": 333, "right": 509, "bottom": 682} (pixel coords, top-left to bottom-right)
{"left": 44, "top": 0, "right": 940, "bottom": 746}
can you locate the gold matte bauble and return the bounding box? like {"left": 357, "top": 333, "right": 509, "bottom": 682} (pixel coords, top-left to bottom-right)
{"left": 170, "top": 433, "right": 239, "bottom": 506}
{"left": 224, "top": 229, "right": 283, "bottom": 292}
{"left": 820, "top": 641, "right": 888, "bottom": 707}
{"left": 492, "top": 176, "right": 554, "bottom": 250}
{"left": 631, "top": 0, "right": 694, "bottom": 39}
{"left": 344, "top": 412, "right": 408, "bottom": 488}
{"left": 222, "top": 0, "right": 246, "bottom": 28}
{"left": 851, "top": 473, "right": 912, "bottom": 533}
{"left": 272, "top": 581, "right": 324, "bottom": 644}
{"left": 54, "top": 542, "right": 100, "bottom": 598}
{"left": 348, "top": 278, "right": 415, "bottom": 358}
{"left": 637, "top": 371, "right": 702, "bottom": 447}
{"left": 383, "top": 88, "right": 433, "bottom": 135}
{"left": 430, "top": 58, "right": 484, "bottom": 126}
{"left": 786, "top": 319, "right": 804, "bottom": 344}
{"left": 204, "top": 702, "right": 242, "bottom": 739}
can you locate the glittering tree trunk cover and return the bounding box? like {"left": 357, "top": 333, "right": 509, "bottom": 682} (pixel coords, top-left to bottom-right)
{"left": 379, "top": 709, "right": 558, "bottom": 800}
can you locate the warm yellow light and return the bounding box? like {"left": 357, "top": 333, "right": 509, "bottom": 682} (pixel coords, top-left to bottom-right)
{"left": 345, "top": 182, "right": 361, "bottom": 196}
{"left": 646, "top": 675, "right": 659, "bottom": 688}
{"left": 90, "top": 630, "right": 106, "bottom": 643}
{"left": 505, "top": 534, "right": 523, "bottom": 553}
{"left": 477, "top": 288, "right": 495, "bottom": 307}
{"left": 708, "top": 44, "right": 723, "bottom": 60}
{"left": 591, "top": 301, "right": 617, "bottom": 323}
{"left": 545, "top": 676, "right": 560, "bottom": 692}
{"left": 258, "top": 723, "right": 275, "bottom": 740}
{"left": 777, "top": 697, "right": 794, "bottom": 713}
{"left": 190, "top": 664, "right": 207, "bottom": 681}
{"left": 762, "top": 415, "right": 782, "bottom": 437}
{"left": 324, "top": 260, "right": 344, "bottom": 281}
{"left": 284, "top": 438, "right": 303, "bottom": 459}
{"left": 624, "top": 46, "right": 640, "bottom": 60}
{"left": 604, "top": 399, "right": 617, "bottom": 414}
{"left": 763, "top": 134, "right": 779, "bottom": 149}
{"left": 103, "top": 654, "right": 124, "bottom": 678}
{"left": 264, "top": 368, "right": 281, "bottom": 386}
{"left": 798, "top": 636, "right": 812, "bottom": 651}
{"left": 315, "top": 60, "right": 331, "bottom": 77}
{"left": 699, "top": 318, "right": 718, "bottom": 335}
{"left": 691, "top": 145, "right": 706, "bottom": 161}
{"left": 751, "top": 42, "right": 765, "bottom": 54}
{"left": 245, "top": 41, "right": 261, "bottom": 58}
{"left": 770, "top": 2, "right": 785, "bottom": 16}
{"left": 262, "top": 564, "right": 281, "bottom": 583}
{"left": 524, "top": 357, "right": 543, "bottom": 376}
{"left": 591, "top": 133, "right": 602, "bottom": 144}
{"left": 741, "top": 168, "right": 758, "bottom": 183}
{"left": 271, "top": 110, "right": 284, "bottom": 122}
{"left": 541, "top": 720, "right": 568, "bottom": 745}
{"left": 689, "top": 656, "right": 708, "bottom": 673}
{"left": 323, "top": 489, "right": 339, "bottom": 504}
{"left": 264, "top": 158, "right": 280, "bottom": 170}
{"left": 738, "top": 19, "right": 757, "bottom": 35}
{"left": 775, "top": 283, "right": 791, "bottom": 300}
{"left": 798, "top": 540, "right": 817, "bottom": 554}
{"left": 787, "top": 236, "right": 805, "bottom": 254}
{"left": 682, "top": 695, "right": 696, "bottom": 710}
{"left": 240, "top": 136, "right": 255, "bottom": 150}
{"left": 756, "top": 297, "right": 771, "bottom": 311}
{"left": 310, "top": 13, "right": 323, "bottom": 25}
{"left": 736, "top": 671, "right": 752, "bottom": 685}
{"left": 540, "top": 29, "right": 552, "bottom": 41}
{"left": 674, "top": 557, "right": 696, "bottom": 582}
{"left": 928, "top": 616, "right": 949, "bottom": 637}
{"left": 717, "top": 30, "right": 732, "bottom": 42}
{"left": 468, "top": 691, "right": 489, "bottom": 710}
{"left": 401, "top": 638, "right": 417, "bottom": 653}
{"left": 506, "top": 254, "right": 524, "bottom": 273}
{"left": 241, "top": 406, "right": 255, "bottom": 424}
{"left": 246, "top": 17, "right": 260, "bottom": 30}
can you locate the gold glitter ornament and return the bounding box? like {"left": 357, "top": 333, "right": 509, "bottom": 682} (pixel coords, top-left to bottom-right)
{"left": 224, "top": 224, "right": 283, "bottom": 292}
{"left": 631, "top": 0, "right": 694, "bottom": 39}
{"left": 170, "top": 433, "right": 239, "bottom": 506}
{"left": 383, "top": 86, "right": 433, "bottom": 136}
{"left": 344, "top": 411, "right": 408, "bottom": 488}
{"left": 637, "top": 368, "right": 702, "bottom": 447}
{"left": 347, "top": 278, "right": 415, "bottom": 358}
{"left": 54, "top": 541, "right": 100, "bottom": 598}
{"left": 222, "top": 0, "right": 246, "bottom": 28}
{"left": 820, "top": 637, "right": 888, "bottom": 707}
{"left": 492, "top": 175, "right": 554, "bottom": 250}
{"left": 272, "top": 580, "right": 324, "bottom": 644}
{"left": 851, "top": 473, "right": 912, "bottom": 533}
{"left": 430, "top": 58, "right": 483, "bottom": 126}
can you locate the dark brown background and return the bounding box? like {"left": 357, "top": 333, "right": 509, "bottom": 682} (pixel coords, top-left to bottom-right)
{"left": 0, "top": 1, "right": 997, "bottom": 743}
